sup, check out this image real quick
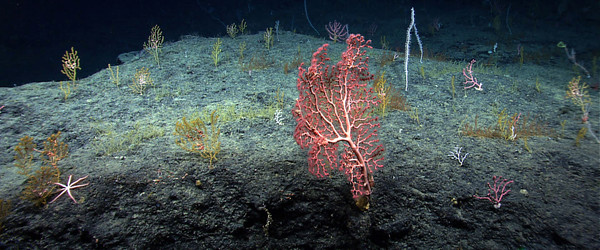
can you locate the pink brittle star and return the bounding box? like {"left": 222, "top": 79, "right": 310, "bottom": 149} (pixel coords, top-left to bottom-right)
{"left": 49, "top": 175, "right": 90, "bottom": 204}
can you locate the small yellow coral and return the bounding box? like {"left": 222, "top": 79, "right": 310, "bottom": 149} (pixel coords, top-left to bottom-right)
{"left": 373, "top": 72, "right": 390, "bottom": 117}
{"left": 60, "top": 47, "right": 81, "bottom": 100}
{"left": 61, "top": 47, "right": 80, "bottom": 83}
{"left": 174, "top": 110, "right": 221, "bottom": 168}
{"left": 226, "top": 23, "right": 238, "bottom": 38}
{"left": 0, "top": 199, "right": 11, "bottom": 232}
{"left": 211, "top": 38, "right": 222, "bottom": 67}
{"left": 144, "top": 25, "right": 164, "bottom": 67}
{"left": 14, "top": 132, "right": 67, "bottom": 206}
{"left": 130, "top": 67, "right": 153, "bottom": 95}
{"left": 566, "top": 76, "right": 590, "bottom": 120}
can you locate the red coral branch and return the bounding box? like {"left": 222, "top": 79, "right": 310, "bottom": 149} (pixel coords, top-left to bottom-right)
{"left": 293, "top": 34, "right": 384, "bottom": 209}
